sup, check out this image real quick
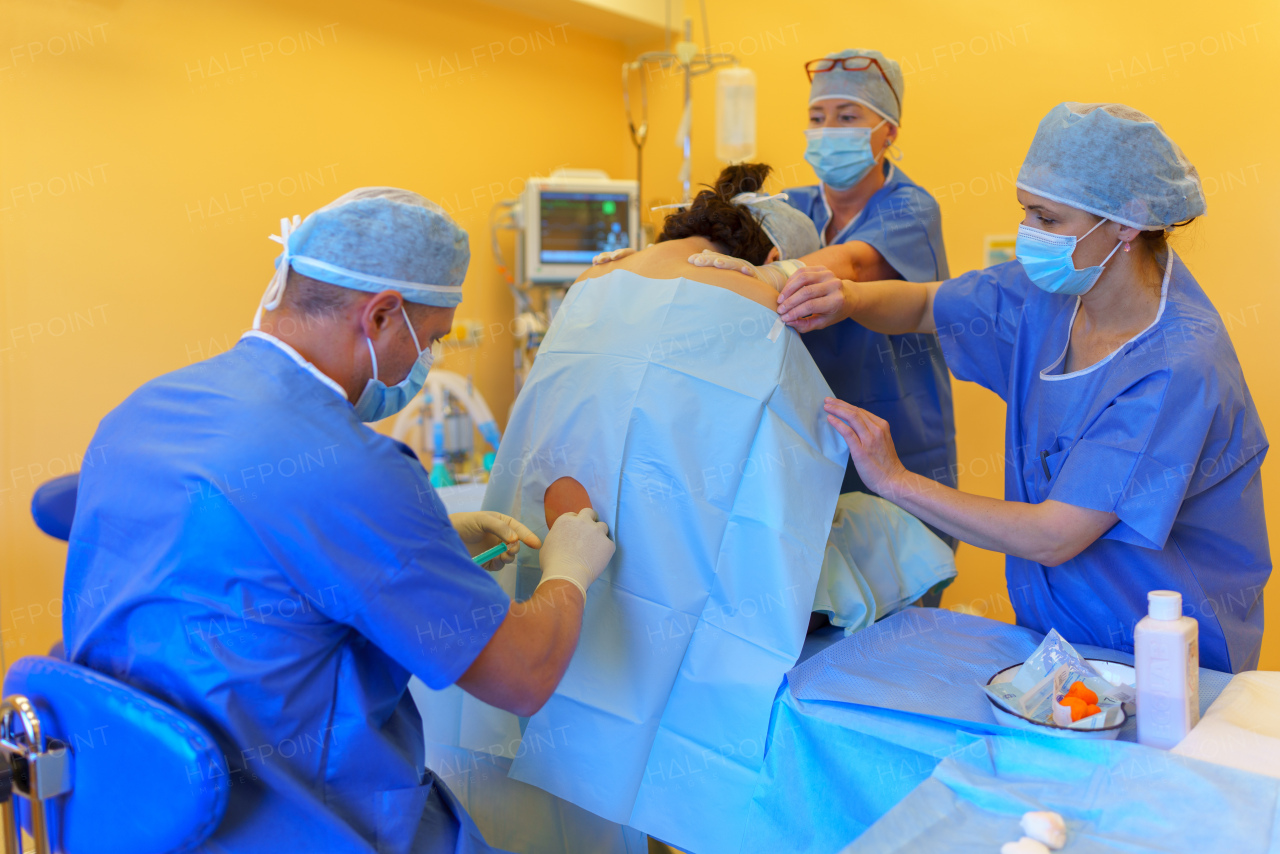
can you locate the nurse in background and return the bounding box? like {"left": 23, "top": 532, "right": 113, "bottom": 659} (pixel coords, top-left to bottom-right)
{"left": 789, "top": 103, "right": 1269, "bottom": 673}
{"left": 785, "top": 50, "right": 957, "bottom": 549}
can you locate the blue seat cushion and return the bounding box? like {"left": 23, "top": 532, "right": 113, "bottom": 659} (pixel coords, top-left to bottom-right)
{"left": 4, "top": 656, "right": 228, "bottom": 854}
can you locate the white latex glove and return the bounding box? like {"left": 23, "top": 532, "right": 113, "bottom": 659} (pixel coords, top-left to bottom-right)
{"left": 537, "top": 508, "right": 615, "bottom": 599}
{"left": 687, "top": 250, "right": 802, "bottom": 292}
{"left": 592, "top": 247, "right": 637, "bottom": 265}
{"left": 450, "top": 511, "right": 541, "bottom": 570}
{"left": 1001, "top": 838, "right": 1050, "bottom": 854}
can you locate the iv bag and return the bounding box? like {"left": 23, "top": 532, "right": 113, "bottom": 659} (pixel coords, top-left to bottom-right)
{"left": 716, "top": 67, "right": 756, "bottom": 163}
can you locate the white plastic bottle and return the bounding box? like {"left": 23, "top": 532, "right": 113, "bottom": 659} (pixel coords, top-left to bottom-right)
{"left": 1135, "top": 590, "right": 1199, "bottom": 748}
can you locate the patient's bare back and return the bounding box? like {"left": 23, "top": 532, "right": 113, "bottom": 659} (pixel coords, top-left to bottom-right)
{"left": 577, "top": 237, "right": 779, "bottom": 312}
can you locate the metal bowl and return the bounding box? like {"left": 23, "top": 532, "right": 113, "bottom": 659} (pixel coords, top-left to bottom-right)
{"left": 985, "top": 658, "right": 1133, "bottom": 740}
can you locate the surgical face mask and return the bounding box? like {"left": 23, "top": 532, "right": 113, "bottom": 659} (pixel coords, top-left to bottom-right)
{"left": 803, "top": 121, "right": 887, "bottom": 190}
{"left": 1015, "top": 218, "right": 1123, "bottom": 296}
{"left": 352, "top": 306, "right": 433, "bottom": 422}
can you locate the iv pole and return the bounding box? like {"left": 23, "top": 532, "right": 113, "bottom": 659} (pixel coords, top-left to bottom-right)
{"left": 623, "top": 0, "right": 739, "bottom": 206}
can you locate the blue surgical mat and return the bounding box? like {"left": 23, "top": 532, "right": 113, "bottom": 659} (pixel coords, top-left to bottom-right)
{"left": 787, "top": 607, "right": 1232, "bottom": 735}
{"left": 482, "top": 271, "right": 848, "bottom": 854}
{"left": 739, "top": 613, "right": 1235, "bottom": 853}
{"left": 841, "top": 731, "right": 1280, "bottom": 853}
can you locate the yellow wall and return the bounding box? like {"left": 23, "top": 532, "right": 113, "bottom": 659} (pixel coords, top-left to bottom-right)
{"left": 2, "top": 0, "right": 1278, "bottom": 674}
{"left": 0, "top": 0, "right": 630, "bottom": 670}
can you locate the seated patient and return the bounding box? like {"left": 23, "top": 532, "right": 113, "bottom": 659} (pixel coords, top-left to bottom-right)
{"left": 568, "top": 163, "right": 957, "bottom": 631}
{"left": 478, "top": 163, "right": 955, "bottom": 826}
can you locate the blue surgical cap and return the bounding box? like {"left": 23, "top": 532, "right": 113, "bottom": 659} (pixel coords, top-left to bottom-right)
{"left": 1016, "top": 103, "right": 1206, "bottom": 230}
{"left": 264, "top": 187, "right": 469, "bottom": 310}
{"left": 808, "top": 49, "right": 904, "bottom": 126}
{"left": 733, "top": 192, "right": 821, "bottom": 259}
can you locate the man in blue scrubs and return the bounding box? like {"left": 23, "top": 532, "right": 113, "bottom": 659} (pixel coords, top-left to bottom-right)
{"left": 62, "top": 188, "right": 616, "bottom": 852}
{"left": 786, "top": 50, "right": 956, "bottom": 515}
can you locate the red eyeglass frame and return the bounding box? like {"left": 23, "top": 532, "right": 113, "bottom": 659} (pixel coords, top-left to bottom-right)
{"left": 804, "top": 55, "right": 901, "bottom": 116}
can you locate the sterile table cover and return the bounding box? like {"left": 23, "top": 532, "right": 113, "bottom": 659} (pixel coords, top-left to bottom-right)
{"left": 482, "top": 271, "right": 847, "bottom": 853}
{"left": 740, "top": 614, "right": 1235, "bottom": 853}
{"left": 1173, "top": 671, "right": 1280, "bottom": 780}
{"left": 840, "top": 731, "right": 1280, "bottom": 854}
{"left": 786, "top": 607, "right": 1232, "bottom": 734}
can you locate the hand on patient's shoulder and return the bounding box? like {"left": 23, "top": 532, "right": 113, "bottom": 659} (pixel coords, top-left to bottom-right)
{"left": 687, "top": 251, "right": 798, "bottom": 292}
{"left": 592, "top": 247, "right": 637, "bottom": 265}
{"left": 687, "top": 249, "right": 757, "bottom": 276}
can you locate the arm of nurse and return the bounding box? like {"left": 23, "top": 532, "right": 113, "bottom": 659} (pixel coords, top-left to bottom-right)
{"left": 777, "top": 267, "right": 942, "bottom": 335}
{"left": 801, "top": 241, "right": 900, "bottom": 283}
{"left": 455, "top": 506, "right": 613, "bottom": 716}
{"left": 824, "top": 399, "right": 1118, "bottom": 566}
{"left": 456, "top": 579, "right": 585, "bottom": 717}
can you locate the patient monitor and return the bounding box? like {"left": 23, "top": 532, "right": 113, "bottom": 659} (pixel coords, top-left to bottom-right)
{"left": 520, "top": 170, "right": 639, "bottom": 283}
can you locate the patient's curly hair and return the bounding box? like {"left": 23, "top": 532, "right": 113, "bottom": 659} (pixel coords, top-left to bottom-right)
{"left": 655, "top": 163, "right": 776, "bottom": 266}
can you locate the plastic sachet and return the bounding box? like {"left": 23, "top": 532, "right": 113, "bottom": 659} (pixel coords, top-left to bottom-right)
{"left": 982, "top": 630, "right": 1132, "bottom": 730}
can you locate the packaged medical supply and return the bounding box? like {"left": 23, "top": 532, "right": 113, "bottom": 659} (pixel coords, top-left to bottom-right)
{"left": 981, "top": 630, "right": 1129, "bottom": 730}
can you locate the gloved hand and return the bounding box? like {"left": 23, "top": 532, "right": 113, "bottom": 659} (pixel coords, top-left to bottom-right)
{"left": 592, "top": 247, "right": 637, "bottom": 265}
{"left": 450, "top": 511, "right": 541, "bottom": 570}
{"left": 537, "top": 508, "right": 615, "bottom": 600}
{"left": 687, "top": 250, "right": 803, "bottom": 292}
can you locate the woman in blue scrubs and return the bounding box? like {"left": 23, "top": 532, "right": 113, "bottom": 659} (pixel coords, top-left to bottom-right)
{"left": 785, "top": 102, "right": 1270, "bottom": 673}
{"left": 785, "top": 50, "right": 957, "bottom": 512}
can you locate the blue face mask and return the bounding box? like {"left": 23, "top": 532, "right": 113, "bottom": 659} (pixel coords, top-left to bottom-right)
{"left": 1015, "top": 218, "right": 1123, "bottom": 296}
{"left": 353, "top": 306, "right": 433, "bottom": 422}
{"left": 803, "top": 121, "right": 887, "bottom": 190}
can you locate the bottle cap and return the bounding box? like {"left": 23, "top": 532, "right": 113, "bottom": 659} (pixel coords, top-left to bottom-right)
{"left": 1148, "top": 590, "right": 1183, "bottom": 621}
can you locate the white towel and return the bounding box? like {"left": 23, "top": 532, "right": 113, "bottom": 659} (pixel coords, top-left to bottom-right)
{"left": 1171, "top": 670, "right": 1280, "bottom": 779}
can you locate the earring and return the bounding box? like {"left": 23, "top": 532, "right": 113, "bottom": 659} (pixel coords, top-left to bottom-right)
{"left": 1123, "top": 241, "right": 1131, "bottom": 253}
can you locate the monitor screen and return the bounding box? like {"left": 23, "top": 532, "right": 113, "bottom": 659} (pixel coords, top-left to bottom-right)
{"left": 539, "top": 192, "right": 631, "bottom": 264}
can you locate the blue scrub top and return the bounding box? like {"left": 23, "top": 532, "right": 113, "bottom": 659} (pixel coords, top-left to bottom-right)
{"left": 934, "top": 253, "right": 1270, "bottom": 673}
{"left": 786, "top": 164, "right": 957, "bottom": 495}
{"left": 63, "top": 335, "right": 510, "bottom": 852}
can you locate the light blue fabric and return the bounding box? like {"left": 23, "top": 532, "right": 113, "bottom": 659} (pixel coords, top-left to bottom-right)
{"left": 1015, "top": 219, "right": 1123, "bottom": 296}
{"left": 739, "top": 611, "right": 1236, "bottom": 854}
{"left": 275, "top": 186, "right": 469, "bottom": 307}
{"left": 352, "top": 305, "right": 434, "bottom": 421}
{"left": 785, "top": 169, "right": 956, "bottom": 499}
{"left": 812, "top": 493, "right": 956, "bottom": 632}
{"left": 808, "top": 48, "right": 903, "bottom": 125}
{"left": 840, "top": 731, "right": 1280, "bottom": 854}
{"left": 412, "top": 485, "right": 647, "bottom": 854}
{"left": 802, "top": 125, "right": 886, "bottom": 190}
{"left": 1017, "top": 102, "right": 1207, "bottom": 230}
{"left": 934, "top": 252, "right": 1270, "bottom": 672}
{"left": 733, "top": 192, "right": 821, "bottom": 259}
{"left": 784, "top": 608, "right": 1232, "bottom": 735}
{"left": 481, "top": 269, "right": 847, "bottom": 854}
{"left": 62, "top": 335, "right": 510, "bottom": 852}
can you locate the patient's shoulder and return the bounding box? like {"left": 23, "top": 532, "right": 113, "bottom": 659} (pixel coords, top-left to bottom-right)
{"left": 586, "top": 243, "right": 776, "bottom": 310}
{"left": 676, "top": 264, "right": 778, "bottom": 310}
